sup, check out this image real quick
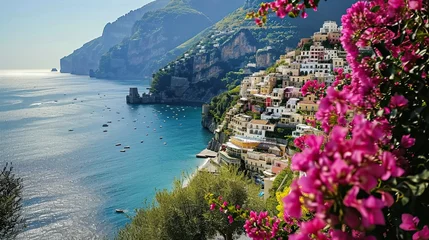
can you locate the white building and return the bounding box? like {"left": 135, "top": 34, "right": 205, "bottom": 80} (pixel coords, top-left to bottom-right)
{"left": 246, "top": 119, "right": 275, "bottom": 139}
{"left": 292, "top": 124, "right": 322, "bottom": 138}
{"left": 285, "top": 98, "right": 300, "bottom": 112}
{"left": 300, "top": 62, "right": 332, "bottom": 75}
{"left": 319, "top": 21, "right": 340, "bottom": 33}
{"left": 323, "top": 49, "right": 339, "bottom": 60}
{"left": 314, "top": 72, "right": 335, "bottom": 85}
{"left": 270, "top": 88, "right": 285, "bottom": 107}
{"left": 262, "top": 106, "right": 287, "bottom": 120}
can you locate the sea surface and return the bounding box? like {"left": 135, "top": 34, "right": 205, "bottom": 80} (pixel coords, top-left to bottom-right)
{"left": 0, "top": 70, "right": 212, "bottom": 239}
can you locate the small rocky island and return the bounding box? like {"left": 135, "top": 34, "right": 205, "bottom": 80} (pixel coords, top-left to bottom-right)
{"left": 51, "top": 68, "right": 58, "bottom": 72}
{"left": 126, "top": 88, "right": 160, "bottom": 104}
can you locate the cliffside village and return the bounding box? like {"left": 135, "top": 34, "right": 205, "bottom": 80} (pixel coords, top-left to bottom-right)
{"left": 203, "top": 21, "right": 353, "bottom": 199}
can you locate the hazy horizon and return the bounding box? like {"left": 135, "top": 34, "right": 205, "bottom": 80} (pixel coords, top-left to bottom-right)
{"left": 0, "top": 0, "right": 153, "bottom": 70}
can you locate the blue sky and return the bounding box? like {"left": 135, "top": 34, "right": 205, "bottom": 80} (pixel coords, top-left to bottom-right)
{"left": 0, "top": 0, "right": 152, "bottom": 69}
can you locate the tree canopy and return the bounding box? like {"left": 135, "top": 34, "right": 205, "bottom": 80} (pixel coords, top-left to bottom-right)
{"left": 0, "top": 163, "right": 24, "bottom": 239}
{"left": 116, "top": 167, "right": 264, "bottom": 240}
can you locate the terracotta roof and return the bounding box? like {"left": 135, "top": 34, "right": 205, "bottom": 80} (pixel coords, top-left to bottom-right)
{"left": 250, "top": 119, "right": 270, "bottom": 125}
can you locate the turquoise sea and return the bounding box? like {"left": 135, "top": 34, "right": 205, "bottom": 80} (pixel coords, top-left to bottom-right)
{"left": 0, "top": 70, "right": 212, "bottom": 239}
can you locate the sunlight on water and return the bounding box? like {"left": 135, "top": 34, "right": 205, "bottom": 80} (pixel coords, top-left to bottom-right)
{"left": 0, "top": 70, "right": 212, "bottom": 239}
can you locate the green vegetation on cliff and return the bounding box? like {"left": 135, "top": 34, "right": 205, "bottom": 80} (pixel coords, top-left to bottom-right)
{"left": 95, "top": 0, "right": 244, "bottom": 79}
{"left": 208, "top": 86, "right": 241, "bottom": 124}
{"left": 116, "top": 167, "right": 264, "bottom": 240}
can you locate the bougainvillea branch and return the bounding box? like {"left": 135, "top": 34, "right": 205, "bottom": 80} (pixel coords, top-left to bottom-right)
{"left": 246, "top": 0, "right": 320, "bottom": 26}
{"left": 209, "top": 0, "right": 429, "bottom": 239}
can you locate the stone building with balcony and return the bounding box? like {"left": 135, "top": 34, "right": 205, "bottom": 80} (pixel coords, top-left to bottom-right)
{"left": 297, "top": 94, "right": 319, "bottom": 122}
{"left": 244, "top": 151, "right": 282, "bottom": 173}
{"left": 245, "top": 119, "right": 275, "bottom": 139}
{"left": 229, "top": 114, "right": 252, "bottom": 136}
{"left": 280, "top": 112, "right": 304, "bottom": 125}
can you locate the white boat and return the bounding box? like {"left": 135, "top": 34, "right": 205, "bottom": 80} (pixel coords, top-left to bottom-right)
{"left": 120, "top": 150, "right": 126, "bottom": 153}
{"left": 124, "top": 146, "right": 131, "bottom": 149}
{"left": 116, "top": 143, "right": 121, "bottom": 146}
{"left": 116, "top": 209, "right": 125, "bottom": 213}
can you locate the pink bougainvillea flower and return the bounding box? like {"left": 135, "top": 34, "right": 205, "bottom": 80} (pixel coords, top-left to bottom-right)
{"left": 401, "top": 134, "right": 416, "bottom": 148}
{"left": 409, "top": 0, "right": 423, "bottom": 10}
{"left": 389, "top": 0, "right": 405, "bottom": 9}
{"left": 390, "top": 95, "right": 408, "bottom": 109}
{"left": 343, "top": 187, "right": 386, "bottom": 228}
{"left": 291, "top": 135, "right": 324, "bottom": 172}
{"left": 380, "top": 191, "right": 394, "bottom": 207}
{"left": 300, "top": 217, "right": 326, "bottom": 235}
{"left": 413, "top": 225, "right": 429, "bottom": 240}
{"left": 210, "top": 203, "right": 216, "bottom": 211}
{"left": 400, "top": 213, "right": 420, "bottom": 231}
{"left": 282, "top": 181, "right": 303, "bottom": 219}
{"left": 227, "top": 215, "right": 234, "bottom": 224}
{"left": 381, "top": 151, "right": 405, "bottom": 180}
{"left": 293, "top": 135, "right": 308, "bottom": 150}
{"left": 344, "top": 208, "right": 361, "bottom": 229}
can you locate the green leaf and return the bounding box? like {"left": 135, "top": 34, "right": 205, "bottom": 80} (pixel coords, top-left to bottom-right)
{"left": 370, "top": 5, "right": 380, "bottom": 12}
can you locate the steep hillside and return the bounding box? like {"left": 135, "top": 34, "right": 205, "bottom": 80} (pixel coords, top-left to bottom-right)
{"left": 94, "top": 0, "right": 244, "bottom": 79}
{"left": 60, "top": 0, "right": 169, "bottom": 75}
{"left": 147, "top": 0, "right": 352, "bottom": 103}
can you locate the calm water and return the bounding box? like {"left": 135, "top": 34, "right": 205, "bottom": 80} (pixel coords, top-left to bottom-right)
{"left": 0, "top": 70, "right": 212, "bottom": 239}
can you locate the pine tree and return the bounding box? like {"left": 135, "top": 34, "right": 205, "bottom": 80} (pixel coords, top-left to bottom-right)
{"left": 0, "top": 163, "right": 24, "bottom": 239}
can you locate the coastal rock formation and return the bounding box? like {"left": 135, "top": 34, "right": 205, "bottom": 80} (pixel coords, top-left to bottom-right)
{"left": 201, "top": 113, "right": 217, "bottom": 133}
{"left": 60, "top": 0, "right": 169, "bottom": 75}
{"left": 207, "top": 138, "right": 222, "bottom": 152}
{"left": 94, "top": 0, "right": 244, "bottom": 79}
{"left": 126, "top": 88, "right": 160, "bottom": 104}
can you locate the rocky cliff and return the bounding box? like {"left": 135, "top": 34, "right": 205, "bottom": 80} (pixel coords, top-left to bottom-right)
{"left": 94, "top": 0, "right": 244, "bottom": 79}
{"left": 149, "top": 29, "right": 259, "bottom": 103}
{"left": 256, "top": 49, "right": 279, "bottom": 68}
{"left": 60, "top": 0, "right": 169, "bottom": 75}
